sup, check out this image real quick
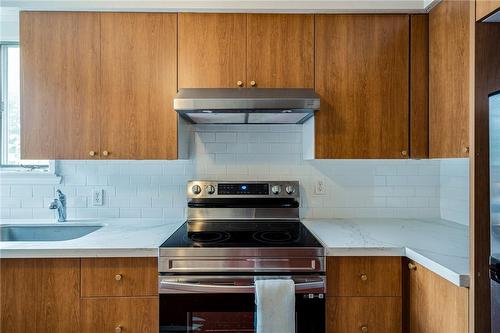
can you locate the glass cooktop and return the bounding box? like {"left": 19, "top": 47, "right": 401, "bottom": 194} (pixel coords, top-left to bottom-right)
{"left": 160, "top": 221, "right": 323, "bottom": 248}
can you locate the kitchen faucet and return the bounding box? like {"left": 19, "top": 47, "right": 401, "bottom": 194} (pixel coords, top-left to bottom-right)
{"left": 49, "top": 189, "right": 67, "bottom": 222}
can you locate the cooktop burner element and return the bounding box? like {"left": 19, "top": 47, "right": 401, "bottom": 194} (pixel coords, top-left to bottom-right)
{"left": 189, "top": 231, "right": 231, "bottom": 244}
{"left": 253, "top": 230, "right": 293, "bottom": 244}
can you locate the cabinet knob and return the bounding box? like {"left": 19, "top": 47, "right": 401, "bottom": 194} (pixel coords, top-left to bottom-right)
{"left": 464, "top": 146, "right": 470, "bottom": 154}
{"left": 115, "top": 326, "right": 122, "bottom": 333}
{"left": 115, "top": 274, "right": 122, "bottom": 281}
{"left": 237, "top": 80, "right": 244, "bottom": 87}
{"left": 408, "top": 263, "right": 417, "bottom": 271}
{"left": 401, "top": 150, "right": 408, "bottom": 157}
{"left": 360, "top": 274, "right": 368, "bottom": 281}
{"left": 361, "top": 325, "right": 368, "bottom": 332}
{"left": 102, "top": 150, "right": 109, "bottom": 157}
{"left": 250, "top": 80, "right": 256, "bottom": 87}
{"left": 89, "top": 151, "right": 97, "bottom": 157}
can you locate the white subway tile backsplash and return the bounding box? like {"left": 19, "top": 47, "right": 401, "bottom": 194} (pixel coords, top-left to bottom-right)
{"left": 3, "top": 126, "right": 470, "bottom": 222}
{"left": 119, "top": 208, "right": 141, "bottom": 218}
{"left": 32, "top": 185, "right": 54, "bottom": 197}
{"left": 10, "top": 208, "right": 33, "bottom": 218}
{"left": 1, "top": 198, "right": 21, "bottom": 208}
{"left": 21, "top": 198, "right": 44, "bottom": 208}
{"left": 11, "top": 185, "right": 33, "bottom": 197}
{"left": 440, "top": 159, "right": 469, "bottom": 225}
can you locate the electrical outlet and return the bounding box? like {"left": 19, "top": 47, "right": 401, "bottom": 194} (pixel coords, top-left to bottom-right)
{"left": 314, "top": 180, "right": 327, "bottom": 195}
{"left": 92, "top": 189, "right": 103, "bottom": 206}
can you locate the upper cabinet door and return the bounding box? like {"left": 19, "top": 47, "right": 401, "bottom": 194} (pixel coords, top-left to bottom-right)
{"left": 246, "top": 14, "right": 314, "bottom": 88}
{"left": 315, "top": 15, "right": 409, "bottom": 159}
{"left": 178, "top": 13, "right": 247, "bottom": 88}
{"left": 100, "top": 13, "right": 178, "bottom": 159}
{"left": 21, "top": 12, "right": 101, "bottom": 159}
{"left": 429, "top": 0, "right": 472, "bottom": 158}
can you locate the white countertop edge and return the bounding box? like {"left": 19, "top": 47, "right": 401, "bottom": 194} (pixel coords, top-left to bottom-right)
{"left": 0, "top": 248, "right": 160, "bottom": 258}
{"left": 324, "top": 246, "right": 468, "bottom": 288}
{"left": 404, "top": 247, "right": 469, "bottom": 288}
{"left": 326, "top": 247, "right": 405, "bottom": 257}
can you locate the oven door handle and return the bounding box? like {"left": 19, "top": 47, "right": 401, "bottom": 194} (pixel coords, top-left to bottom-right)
{"left": 159, "top": 279, "right": 325, "bottom": 294}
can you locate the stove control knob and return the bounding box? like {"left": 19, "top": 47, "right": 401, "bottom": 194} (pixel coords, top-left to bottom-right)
{"left": 285, "top": 185, "right": 295, "bottom": 194}
{"left": 271, "top": 185, "right": 282, "bottom": 195}
{"left": 191, "top": 185, "right": 202, "bottom": 195}
{"left": 206, "top": 185, "right": 216, "bottom": 195}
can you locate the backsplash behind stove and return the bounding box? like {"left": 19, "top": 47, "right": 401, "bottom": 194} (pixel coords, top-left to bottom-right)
{"left": 0, "top": 125, "right": 469, "bottom": 225}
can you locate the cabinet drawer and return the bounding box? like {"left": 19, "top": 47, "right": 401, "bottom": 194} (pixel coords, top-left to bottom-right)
{"left": 327, "top": 257, "right": 402, "bottom": 296}
{"left": 327, "top": 297, "right": 402, "bottom": 333}
{"left": 81, "top": 257, "right": 157, "bottom": 297}
{"left": 81, "top": 297, "right": 158, "bottom": 333}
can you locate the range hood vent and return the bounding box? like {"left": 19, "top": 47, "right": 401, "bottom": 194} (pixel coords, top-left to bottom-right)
{"left": 174, "top": 88, "right": 320, "bottom": 124}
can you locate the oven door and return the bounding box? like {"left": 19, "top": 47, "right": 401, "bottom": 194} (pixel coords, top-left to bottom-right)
{"left": 159, "top": 275, "right": 325, "bottom": 333}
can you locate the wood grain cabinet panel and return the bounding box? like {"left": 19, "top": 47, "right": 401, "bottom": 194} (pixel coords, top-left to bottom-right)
{"left": 178, "top": 13, "right": 247, "bottom": 88}
{"left": 410, "top": 14, "right": 429, "bottom": 159}
{"left": 81, "top": 257, "right": 157, "bottom": 297}
{"left": 327, "top": 256, "right": 402, "bottom": 297}
{"left": 408, "top": 261, "right": 468, "bottom": 333}
{"left": 100, "top": 13, "right": 178, "bottom": 160}
{"left": 315, "top": 15, "right": 410, "bottom": 159}
{"left": 429, "top": 0, "right": 472, "bottom": 157}
{"left": 246, "top": 14, "right": 314, "bottom": 88}
{"left": 476, "top": 0, "right": 500, "bottom": 21}
{"left": 20, "top": 12, "right": 100, "bottom": 159}
{"left": 0, "top": 258, "right": 81, "bottom": 333}
{"left": 327, "top": 297, "right": 402, "bottom": 333}
{"left": 81, "top": 297, "right": 158, "bottom": 333}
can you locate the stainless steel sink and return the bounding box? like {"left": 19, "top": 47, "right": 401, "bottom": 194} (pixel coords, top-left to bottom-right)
{"left": 0, "top": 224, "right": 102, "bottom": 241}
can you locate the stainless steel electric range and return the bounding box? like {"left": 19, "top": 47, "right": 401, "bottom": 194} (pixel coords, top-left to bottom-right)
{"left": 158, "top": 180, "right": 325, "bottom": 333}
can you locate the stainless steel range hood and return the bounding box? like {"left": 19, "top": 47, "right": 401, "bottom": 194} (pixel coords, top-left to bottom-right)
{"left": 173, "top": 88, "right": 320, "bottom": 124}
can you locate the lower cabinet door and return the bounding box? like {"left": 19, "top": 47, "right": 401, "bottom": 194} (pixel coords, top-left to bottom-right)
{"left": 81, "top": 297, "right": 158, "bottom": 333}
{"left": 327, "top": 297, "right": 402, "bottom": 333}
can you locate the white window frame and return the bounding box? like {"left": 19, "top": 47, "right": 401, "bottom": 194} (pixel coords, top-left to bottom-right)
{"left": 0, "top": 42, "right": 60, "bottom": 184}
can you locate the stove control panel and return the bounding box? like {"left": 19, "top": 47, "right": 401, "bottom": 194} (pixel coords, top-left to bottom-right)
{"left": 187, "top": 181, "right": 299, "bottom": 199}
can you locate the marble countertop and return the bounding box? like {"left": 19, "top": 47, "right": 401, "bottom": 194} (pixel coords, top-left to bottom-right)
{"left": 302, "top": 218, "right": 469, "bottom": 287}
{"left": 0, "top": 218, "right": 184, "bottom": 258}
{"left": 1, "top": 217, "right": 469, "bottom": 287}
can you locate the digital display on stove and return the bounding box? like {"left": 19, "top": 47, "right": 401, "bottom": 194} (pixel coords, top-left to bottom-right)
{"left": 218, "top": 183, "right": 269, "bottom": 195}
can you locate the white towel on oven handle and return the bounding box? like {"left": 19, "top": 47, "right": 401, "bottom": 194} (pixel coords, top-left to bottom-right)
{"left": 255, "top": 278, "right": 296, "bottom": 333}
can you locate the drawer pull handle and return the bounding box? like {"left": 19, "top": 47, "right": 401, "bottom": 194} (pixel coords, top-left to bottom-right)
{"left": 360, "top": 274, "right": 368, "bottom": 281}
{"left": 115, "top": 274, "right": 123, "bottom": 281}
{"left": 115, "top": 326, "right": 122, "bottom": 333}
{"left": 408, "top": 263, "right": 417, "bottom": 271}
{"left": 361, "top": 325, "right": 368, "bottom": 332}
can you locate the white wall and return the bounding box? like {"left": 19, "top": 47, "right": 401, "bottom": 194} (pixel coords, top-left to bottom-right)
{"left": 0, "top": 8, "right": 19, "bottom": 41}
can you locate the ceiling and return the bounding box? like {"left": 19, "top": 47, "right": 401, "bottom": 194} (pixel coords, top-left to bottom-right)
{"left": 1, "top": 0, "right": 437, "bottom": 13}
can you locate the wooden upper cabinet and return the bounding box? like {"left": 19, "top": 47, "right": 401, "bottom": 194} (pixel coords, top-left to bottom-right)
{"left": 429, "top": 0, "right": 472, "bottom": 158}
{"left": 178, "top": 13, "right": 247, "bottom": 88}
{"left": 100, "top": 13, "right": 178, "bottom": 159}
{"left": 246, "top": 14, "right": 314, "bottom": 88}
{"left": 20, "top": 12, "right": 100, "bottom": 159}
{"left": 315, "top": 15, "right": 410, "bottom": 159}
{"left": 408, "top": 261, "right": 468, "bottom": 333}
{"left": 410, "top": 15, "right": 429, "bottom": 159}
{"left": 476, "top": 0, "right": 500, "bottom": 21}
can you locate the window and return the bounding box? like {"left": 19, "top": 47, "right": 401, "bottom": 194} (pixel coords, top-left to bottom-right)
{"left": 1, "top": 42, "right": 48, "bottom": 170}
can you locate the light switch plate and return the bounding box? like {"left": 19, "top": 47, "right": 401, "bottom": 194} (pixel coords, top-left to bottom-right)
{"left": 92, "top": 189, "right": 103, "bottom": 206}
